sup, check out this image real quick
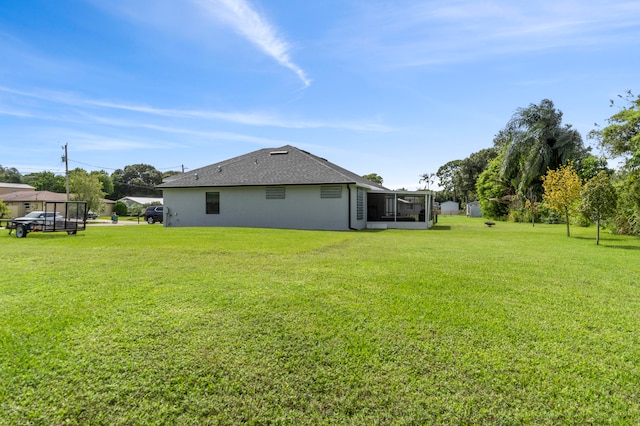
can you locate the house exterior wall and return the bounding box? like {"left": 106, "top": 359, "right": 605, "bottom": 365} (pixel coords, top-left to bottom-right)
{"left": 162, "top": 184, "right": 365, "bottom": 231}
{"left": 4, "top": 200, "right": 45, "bottom": 218}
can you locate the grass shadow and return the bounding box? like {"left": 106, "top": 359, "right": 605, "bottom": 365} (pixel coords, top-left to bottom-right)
{"left": 430, "top": 225, "right": 451, "bottom": 231}
{"left": 573, "top": 235, "right": 640, "bottom": 250}
{"left": 602, "top": 244, "right": 640, "bottom": 251}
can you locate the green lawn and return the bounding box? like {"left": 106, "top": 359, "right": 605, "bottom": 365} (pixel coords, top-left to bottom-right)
{"left": 1, "top": 217, "right": 639, "bottom": 424}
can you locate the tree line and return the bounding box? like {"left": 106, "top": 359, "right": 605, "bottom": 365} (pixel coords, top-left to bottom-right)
{"left": 0, "top": 164, "right": 180, "bottom": 214}
{"left": 427, "top": 92, "right": 640, "bottom": 237}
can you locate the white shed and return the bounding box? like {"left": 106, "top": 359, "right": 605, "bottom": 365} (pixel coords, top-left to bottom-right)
{"left": 440, "top": 201, "right": 460, "bottom": 216}
{"left": 466, "top": 201, "right": 482, "bottom": 218}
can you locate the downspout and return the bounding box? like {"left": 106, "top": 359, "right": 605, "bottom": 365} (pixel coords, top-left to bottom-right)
{"left": 394, "top": 192, "right": 397, "bottom": 222}
{"left": 347, "top": 185, "right": 357, "bottom": 230}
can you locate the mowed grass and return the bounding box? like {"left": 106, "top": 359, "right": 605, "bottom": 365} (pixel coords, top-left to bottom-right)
{"left": 1, "top": 217, "right": 639, "bottom": 425}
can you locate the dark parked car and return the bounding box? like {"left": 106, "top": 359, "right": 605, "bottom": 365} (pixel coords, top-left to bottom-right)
{"left": 143, "top": 206, "right": 164, "bottom": 224}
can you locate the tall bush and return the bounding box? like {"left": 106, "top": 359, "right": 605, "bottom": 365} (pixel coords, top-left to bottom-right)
{"left": 113, "top": 201, "right": 128, "bottom": 216}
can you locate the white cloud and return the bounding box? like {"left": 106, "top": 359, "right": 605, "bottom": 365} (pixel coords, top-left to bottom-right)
{"left": 193, "top": 0, "right": 310, "bottom": 87}
{"left": 89, "top": 0, "right": 310, "bottom": 87}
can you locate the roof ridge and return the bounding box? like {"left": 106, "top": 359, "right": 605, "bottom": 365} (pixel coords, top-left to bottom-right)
{"left": 158, "top": 145, "right": 390, "bottom": 189}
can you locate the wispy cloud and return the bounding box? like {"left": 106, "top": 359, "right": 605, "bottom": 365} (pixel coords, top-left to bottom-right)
{"left": 0, "top": 108, "right": 33, "bottom": 118}
{"left": 193, "top": 0, "right": 310, "bottom": 87}
{"left": 77, "top": 113, "right": 299, "bottom": 147}
{"left": 89, "top": 0, "right": 310, "bottom": 87}
{"left": 334, "top": 0, "right": 640, "bottom": 68}
{"left": 0, "top": 86, "right": 389, "bottom": 131}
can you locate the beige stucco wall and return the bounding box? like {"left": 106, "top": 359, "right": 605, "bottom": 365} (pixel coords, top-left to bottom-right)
{"left": 2, "top": 200, "right": 113, "bottom": 219}
{"left": 4, "top": 200, "right": 46, "bottom": 218}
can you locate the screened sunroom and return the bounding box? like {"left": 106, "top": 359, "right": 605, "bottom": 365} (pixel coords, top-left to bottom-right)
{"left": 366, "top": 191, "right": 433, "bottom": 229}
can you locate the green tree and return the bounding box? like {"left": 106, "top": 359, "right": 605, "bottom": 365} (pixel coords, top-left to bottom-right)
{"left": 363, "top": 173, "right": 383, "bottom": 184}
{"left": 113, "top": 201, "right": 128, "bottom": 216}
{"left": 70, "top": 169, "right": 106, "bottom": 213}
{"left": 476, "top": 155, "right": 510, "bottom": 220}
{"left": 91, "top": 170, "right": 114, "bottom": 198}
{"left": 457, "top": 148, "right": 499, "bottom": 202}
{"left": 436, "top": 160, "right": 462, "bottom": 201}
{"left": 541, "top": 164, "right": 582, "bottom": 237}
{"left": 580, "top": 171, "right": 618, "bottom": 245}
{"left": 611, "top": 170, "right": 640, "bottom": 235}
{"left": 590, "top": 90, "right": 640, "bottom": 159}
{"left": 575, "top": 155, "right": 611, "bottom": 181}
{"left": 419, "top": 172, "right": 435, "bottom": 190}
{"left": 0, "top": 199, "right": 10, "bottom": 218}
{"left": 111, "top": 164, "right": 163, "bottom": 199}
{"left": 0, "top": 165, "right": 22, "bottom": 183}
{"left": 499, "top": 99, "right": 587, "bottom": 198}
{"left": 22, "top": 171, "right": 66, "bottom": 192}
{"left": 590, "top": 91, "right": 640, "bottom": 235}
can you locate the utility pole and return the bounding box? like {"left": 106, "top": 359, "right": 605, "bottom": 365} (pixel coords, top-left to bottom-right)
{"left": 62, "top": 143, "right": 69, "bottom": 201}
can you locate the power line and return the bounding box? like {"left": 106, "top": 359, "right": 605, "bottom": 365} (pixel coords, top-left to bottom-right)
{"left": 68, "top": 159, "right": 118, "bottom": 171}
{"left": 69, "top": 159, "right": 183, "bottom": 172}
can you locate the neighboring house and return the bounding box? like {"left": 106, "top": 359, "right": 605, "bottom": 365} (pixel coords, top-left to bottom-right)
{"left": 96, "top": 199, "right": 115, "bottom": 216}
{"left": 440, "top": 201, "right": 460, "bottom": 216}
{"left": 0, "top": 182, "right": 35, "bottom": 196}
{"left": 466, "top": 201, "right": 482, "bottom": 218}
{"left": 0, "top": 191, "right": 67, "bottom": 218}
{"left": 117, "top": 196, "right": 163, "bottom": 213}
{"left": 0, "top": 190, "right": 115, "bottom": 218}
{"left": 157, "top": 145, "right": 434, "bottom": 231}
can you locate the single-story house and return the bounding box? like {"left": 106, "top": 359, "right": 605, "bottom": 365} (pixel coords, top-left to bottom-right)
{"left": 1, "top": 190, "right": 114, "bottom": 218}
{"left": 0, "top": 182, "right": 35, "bottom": 196}
{"left": 157, "top": 145, "right": 434, "bottom": 231}
{"left": 0, "top": 191, "right": 68, "bottom": 218}
{"left": 117, "top": 196, "right": 163, "bottom": 213}
{"left": 440, "top": 200, "right": 460, "bottom": 216}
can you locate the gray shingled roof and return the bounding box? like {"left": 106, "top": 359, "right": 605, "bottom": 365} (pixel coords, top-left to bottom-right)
{"left": 158, "top": 145, "right": 388, "bottom": 190}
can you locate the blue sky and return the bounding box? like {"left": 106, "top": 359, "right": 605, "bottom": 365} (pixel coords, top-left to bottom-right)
{"left": 1, "top": 0, "right": 639, "bottom": 190}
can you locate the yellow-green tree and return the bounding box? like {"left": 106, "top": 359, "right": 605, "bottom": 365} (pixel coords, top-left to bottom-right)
{"left": 70, "top": 169, "right": 106, "bottom": 214}
{"left": 0, "top": 199, "right": 9, "bottom": 218}
{"left": 542, "top": 164, "right": 582, "bottom": 237}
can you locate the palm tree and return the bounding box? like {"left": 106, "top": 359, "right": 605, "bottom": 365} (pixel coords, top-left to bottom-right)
{"left": 500, "top": 99, "right": 587, "bottom": 197}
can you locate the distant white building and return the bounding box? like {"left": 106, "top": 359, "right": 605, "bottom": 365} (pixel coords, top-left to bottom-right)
{"left": 466, "top": 201, "right": 482, "bottom": 218}
{"left": 440, "top": 201, "right": 460, "bottom": 216}
{"left": 117, "top": 196, "right": 163, "bottom": 213}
